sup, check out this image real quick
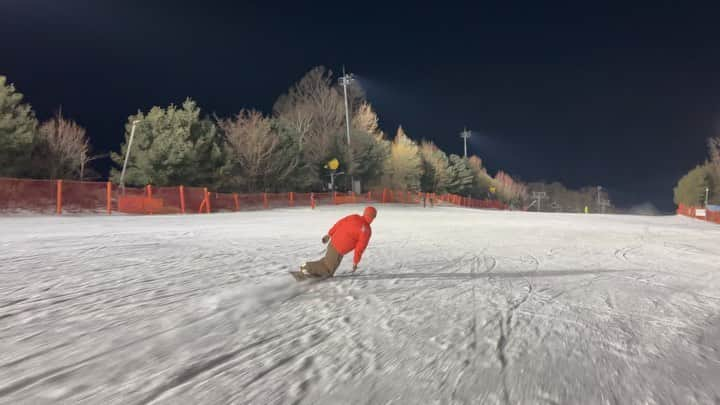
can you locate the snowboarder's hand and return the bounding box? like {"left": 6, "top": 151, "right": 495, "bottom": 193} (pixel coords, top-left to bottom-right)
{"left": 322, "top": 235, "right": 330, "bottom": 244}
{"left": 352, "top": 264, "right": 358, "bottom": 273}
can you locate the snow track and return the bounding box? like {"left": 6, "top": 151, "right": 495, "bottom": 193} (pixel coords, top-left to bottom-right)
{"left": 1, "top": 206, "right": 719, "bottom": 404}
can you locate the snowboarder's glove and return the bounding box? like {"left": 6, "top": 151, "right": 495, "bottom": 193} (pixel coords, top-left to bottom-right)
{"left": 352, "top": 264, "right": 358, "bottom": 273}
{"left": 322, "top": 235, "right": 330, "bottom": 244}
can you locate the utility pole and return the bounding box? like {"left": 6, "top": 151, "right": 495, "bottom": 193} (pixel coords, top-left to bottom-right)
{"left": 460, "top": 128, "right": 472, "bottom": 158}
{"left": 339, "top": 67, "right": 355, "bottom": 192}
{"left": 119, "top": 120, "right": 141, "bottom": 195}
{"left": 705, "top": 187, "right": 710, "bottom": 207}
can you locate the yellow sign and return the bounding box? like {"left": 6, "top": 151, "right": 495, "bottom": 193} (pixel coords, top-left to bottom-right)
{"left": 489, "top": 186, "right": 496, "bottom": 194}
{"left": 327, "top": 158, "right": 339, "bottom": 171}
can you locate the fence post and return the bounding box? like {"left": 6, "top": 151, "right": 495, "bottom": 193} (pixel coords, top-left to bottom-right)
{"left": 145, "top": 185, "right": 153, "bottom": 214}
{"left": 333, "top": 192, "right": 337, "bottom": 205}
{"left": 179, "top": 186, "right": 186, "bottom": 214}
{"left": 367, "top": 191, "right": 372, "bottom": 202}
{"left": 106, "top": 182, "right": 112, "bottom": 215}
{"left": 289, "top": 192, "right": 294, "bottom": 207}
{"left": 311, "top": 192, "right": 316, "bottom": 209}
{"left": 201, "top": 188, "right": 210, "bottom": 213}
{"left": 263, "top": 192, "right": 269, "bottom": 209}
{"left": 352, "top": 191, "right": 356, "bottom": 204}
{"left": 56, "top": 180, "right": 63, "bottom": 215}
{"left": 382, "top": 189, "right": 387, "bottom": 203}
{"left": 233, "top": 193, "right": 239, "bottom": 211}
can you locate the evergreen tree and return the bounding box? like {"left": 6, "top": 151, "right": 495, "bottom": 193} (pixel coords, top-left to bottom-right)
{"left": 674, "top": 164, "right": 711, "bottom": 206}
{"left": 419, "top": 141, "right": 450, "bottom": 194}
{"left": 446, "top": 154, "right": 474, "bottom": 195}
{"left": 467, "top": 155, "right": 493, "bottom": 198}
{"left": 348, "top": 129, "right": 388, "bottom": 187}
{"left": 350, "top": 102, "right": 390, "bottom": 190}
{"left": 110, "top": 98, "right": 225, "bottom": 187}
{"left": 0, "top": 76, "right": 38, "bottom": 177}
{"left": 383, "top": 126, "right": 422, "bottom": 190}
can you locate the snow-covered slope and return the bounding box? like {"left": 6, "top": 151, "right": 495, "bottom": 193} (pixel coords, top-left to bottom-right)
{"left": 1, "top": 206, "right": 719, "bottom": 404}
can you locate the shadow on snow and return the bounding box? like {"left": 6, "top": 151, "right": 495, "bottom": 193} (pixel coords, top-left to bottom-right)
{"left": 334, "top": 269, "right": 627, "bottom": 282}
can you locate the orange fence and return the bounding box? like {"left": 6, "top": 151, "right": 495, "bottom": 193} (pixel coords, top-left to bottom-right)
{"left": 677, "top": 203, "right": 720, "bottom": 225}
{"left": 0, "top": 177, "right": 508, "bottom": 215}
{"left": 438, "top": 193, "right": 508, "bottom": 210}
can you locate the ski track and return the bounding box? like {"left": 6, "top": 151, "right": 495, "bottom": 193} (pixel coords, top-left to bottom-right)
{"left": 1, "top": 206, "right": 719, "bottom": 404}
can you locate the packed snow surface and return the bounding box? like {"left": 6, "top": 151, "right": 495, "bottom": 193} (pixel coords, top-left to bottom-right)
{"left": 1, "top": 206, "right": 719, "bottom": 404}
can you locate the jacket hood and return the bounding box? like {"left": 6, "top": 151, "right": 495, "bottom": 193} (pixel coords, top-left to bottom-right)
{"left": 363, "top": 206, "right": 377, "bottom": 224}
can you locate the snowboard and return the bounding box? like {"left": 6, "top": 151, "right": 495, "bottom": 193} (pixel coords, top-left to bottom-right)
{"left": 289, "top": 269, "right": 330, "bottom": 282}
{"left": 289, "top": 270, "right": 311, "bottom": 281}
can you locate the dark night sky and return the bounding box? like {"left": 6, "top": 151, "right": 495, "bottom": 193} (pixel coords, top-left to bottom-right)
{"left": 2, "top": 1, "right": 720, "bottom": 211}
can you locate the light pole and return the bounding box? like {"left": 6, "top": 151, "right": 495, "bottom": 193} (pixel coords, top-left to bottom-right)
{"left": 460, "top": 128, "right": 472, "bottom": 158}
{"left": 705, "top": 187, "right": 710, "bottom": 207}
{"left": 119, "top": 119, "right": 141, "bottom": 195}
{"left": 330, "top": 171, "right": 345, "bottom": 191}
{"left": 339, "top": 67, "right": 355, "bottom": 192}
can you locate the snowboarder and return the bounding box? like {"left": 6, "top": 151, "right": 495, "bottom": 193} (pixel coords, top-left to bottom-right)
{"left": 299, "top": 206, "right": 377, "bottom": 279}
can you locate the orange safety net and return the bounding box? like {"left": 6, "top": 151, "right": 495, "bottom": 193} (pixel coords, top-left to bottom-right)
{"left": 0, "top": 178, "right": 510, "bottom": 216}
{"left": 63, "top": 180, "right": 112, "bottom": 213}
{"left": 154, "top": 186, "right": 184, "bottom": 213}
{"left": 209, "top": 192, "right": 237, "bottom": 212}
{"left": 677, "top": 203, "right": 720, "bottom": 224}
{"left": 709, "top": 211, "right": 720, "bottom": 224}
{"left": 0, "top": 177, "right": 57, "bottom": 214}
{"left": 183, "top": 187, "right": 207, "bottom": 213}
{"left": 236, "top": 193, "right": 265, "bottom": 210}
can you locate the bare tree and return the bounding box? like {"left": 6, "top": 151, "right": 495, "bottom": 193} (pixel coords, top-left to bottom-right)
{"left": 219, "top": 110, "right": 299, "bottom": 192}
{"left": 38, "top": 110, "right": 89, "bottom": 179}
{"left": 494, "top": 171, "right": 528, "bottom": 205}
{"left": 273, "top": 67, "right": 345, "bottom": 164}
{"left": 80, "top": 152, "right": 109, "bottom": 181}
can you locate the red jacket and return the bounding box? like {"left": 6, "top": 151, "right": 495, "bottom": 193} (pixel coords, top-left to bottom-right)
{"left": 328, "top": 214, "right": 373, "bottom": 265}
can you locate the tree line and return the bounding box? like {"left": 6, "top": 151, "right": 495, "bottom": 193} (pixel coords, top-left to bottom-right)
{"left": 0, "top": 67, "right": 529, "bottom": 205}
{"left": 674, "top": 137, "right": 720, "bottom": 207}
